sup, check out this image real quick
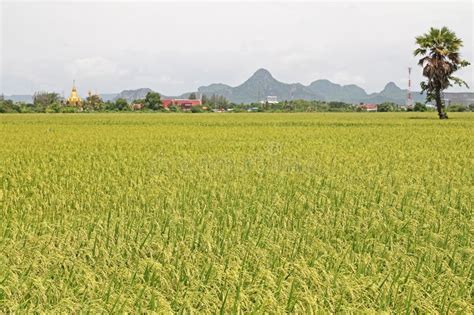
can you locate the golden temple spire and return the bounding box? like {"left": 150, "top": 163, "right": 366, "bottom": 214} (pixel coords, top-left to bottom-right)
{"left": 66, "top": 79, "right": 82, "bottom": 106}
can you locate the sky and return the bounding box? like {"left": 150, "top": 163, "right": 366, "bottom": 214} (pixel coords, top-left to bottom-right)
{"left": 1, "top": 0, "right": 473, "bottom": 96}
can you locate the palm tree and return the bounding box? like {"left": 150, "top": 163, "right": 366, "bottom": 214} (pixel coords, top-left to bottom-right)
{"left": 414, "top": 27, "right": 470, "bottom": 119}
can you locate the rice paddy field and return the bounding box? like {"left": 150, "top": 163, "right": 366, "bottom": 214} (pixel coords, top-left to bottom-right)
{"left": 0, "top": 112, "right": 473, "bottom": 313}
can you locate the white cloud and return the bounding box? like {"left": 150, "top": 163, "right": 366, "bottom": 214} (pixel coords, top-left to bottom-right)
{"left": 66, "top": 57, "right": 128, "bottom": 79}
{"left": 330, "top": 72, "right": 367, "bottom": 86}
{"left": 1, "top": 1, "right": 472, "bottom": 95}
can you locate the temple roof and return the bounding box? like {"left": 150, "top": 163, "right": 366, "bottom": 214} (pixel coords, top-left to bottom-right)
{"left": 67, "top": 80, "right": 82, "bottom": 105}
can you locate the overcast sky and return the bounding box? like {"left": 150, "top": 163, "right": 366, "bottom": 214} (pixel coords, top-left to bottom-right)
{"left": 1, "top": 0, "right": 473, "bottom": 96}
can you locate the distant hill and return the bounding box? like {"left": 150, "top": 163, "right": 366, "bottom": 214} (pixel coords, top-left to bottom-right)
{"left": 307, "top": 79, "right": 367, "bottom": 103}
{"left": 112, "top": 89, "right": 196, "bottom": 103}
{"left": 113, "top": 88, "right": 154, "bottom": 102}
{"left": 199, "top": 69, "right": 319, "bottom": 104}
{"left": 99, "top": 93, "right": 118, "bottom": 102}
{"left": 3, "top": 94, "right": 34, "bottom": 103}
{"left": 198, "top": 68, "right": 432, "bottom": 104}
{"left": 364, "top": 82, "right": 425, "bottom": 104}
{"left": 443, "top": 92, "right": 474, "bottom": 106}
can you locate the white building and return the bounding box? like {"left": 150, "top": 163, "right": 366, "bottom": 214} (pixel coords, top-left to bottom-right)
{"left": 260, "top": 95, "right": 278, "bottom": 104}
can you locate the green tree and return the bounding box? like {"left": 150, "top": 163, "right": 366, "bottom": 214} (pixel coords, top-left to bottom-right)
{"left": 144, "top": 92, "right": 162, "bottom": 111}
{"left": 133, "top": 98, "right": 145, "bottom": 105}
{"left": 414, "top": 27, "right": 470, "bottom": 119}
{"left": 378, "top": 102, "right": 397, "bottom": 112}
{"left": 61, "top": 106, "right": 79, "bottom": 113}
{"left": 104, "top": 101, "right": 116, "bottom": 111}
{"left": 115, "top": 98, "right": 129, "bottom": 111}
{"left": 169, "top": 105, "right": 179, "bottom": 112}
{"left": 206, "top": 94, "right": 229, "bottom": 110}
{"left": 188, "top": 92, "right": 197, "bottom": 100}
{"left": 86, "top": 94, "right": 104, "bottom": 111}
{"left": 33, "top": 92, "right": 60, "bottom": 112}
{"left": 0, "top": 99, "right": 19, "bottom": 113}
{"left": 446, "top": 104, "right": 466, "bottom": 112}
{"left": 190, "top": 106, "right": 202, "bottom": 113}
{"left": 328, "top": 101, "right": 352, "bottom": 112}
{"left": 413, "top": 102, "right": 427, "bottom": 112}
{"left": 46, "top": 102, "right": 61, "bottom": 113}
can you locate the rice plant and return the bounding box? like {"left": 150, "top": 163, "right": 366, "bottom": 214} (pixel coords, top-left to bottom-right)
{"left": 0, "top": 112, "right": 472, "bottom": 312}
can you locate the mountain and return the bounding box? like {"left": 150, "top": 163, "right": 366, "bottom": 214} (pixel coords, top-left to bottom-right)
{"left": 3, "top": 94, "right": 34, "bottom": 103}
{"left": 443, "top": 92, "right": 474, "bottom": 106}
{"left": 99, "top": 93, "right": 118, "bottom": 102}
{"left": 113, "top": 88, "right": 154, "bottom": 102}
{"left": 367, "top": 82, "right": 426, "bottom": 104}
{"left": 198, "top": 69, "right": 435, "bottom": 104}
{"left": 112, "top": 88, "right": 190, "bottom": 102}
{"left": 199, "top": 69, "right": 319, "bottom": 103}
{"left": 307, "top": 79, "right": 368, "bottom": 103}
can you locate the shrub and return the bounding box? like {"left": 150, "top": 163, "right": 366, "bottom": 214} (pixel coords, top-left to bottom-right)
{"left": 61, "top": 106, "right": 79, "bottom": 113}
{"left": 447, "top": 104, "right": 467, "bottom": 112}
{"left": 191, "top": 106, "right": 203, "bottom": 113}
{"left": 414, "top": 102, "right": 427, "bottom": 112}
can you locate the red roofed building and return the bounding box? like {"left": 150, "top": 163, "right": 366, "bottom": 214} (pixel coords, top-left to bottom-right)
{"left": 358, "top": 103, "right": 378, "bottom": 112}
{"left": 162, "top": 98, "right": 202, "bottom": 110}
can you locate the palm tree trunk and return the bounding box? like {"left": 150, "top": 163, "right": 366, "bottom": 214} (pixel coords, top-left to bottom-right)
{"left": 435, "top": 88, "right": 448, "bottom": 119}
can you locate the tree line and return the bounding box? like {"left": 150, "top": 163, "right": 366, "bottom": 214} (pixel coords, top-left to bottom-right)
{"left": 2, "top": 91, "right": 472, "bottom": 113}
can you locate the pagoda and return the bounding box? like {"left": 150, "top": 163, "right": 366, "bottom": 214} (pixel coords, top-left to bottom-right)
{"left": 66, "top": 80, "right": 82, "bottom": 106}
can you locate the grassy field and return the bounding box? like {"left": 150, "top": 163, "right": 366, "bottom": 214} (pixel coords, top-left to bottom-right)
{"left": 0, "top": 113, "right": 472, "bottom": 313}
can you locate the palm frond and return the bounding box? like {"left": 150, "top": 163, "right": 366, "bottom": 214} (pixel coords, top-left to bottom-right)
{"left": 449, "top": 76, "right": 470, "bottom": 88}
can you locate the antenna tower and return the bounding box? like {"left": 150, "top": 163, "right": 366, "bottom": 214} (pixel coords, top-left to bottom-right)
{"left": 406, "top": 67, "right": 413, "bottom": 107}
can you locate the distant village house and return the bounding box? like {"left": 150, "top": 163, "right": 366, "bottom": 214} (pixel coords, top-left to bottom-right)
{"left": 260, "top": 96, "right": 278, "bottom": 104}
{"left": 162, "top": 98, "right": 202, "bottom": 110}
{"left": 358, "top": 103, "right": 378, "bottom": 112}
